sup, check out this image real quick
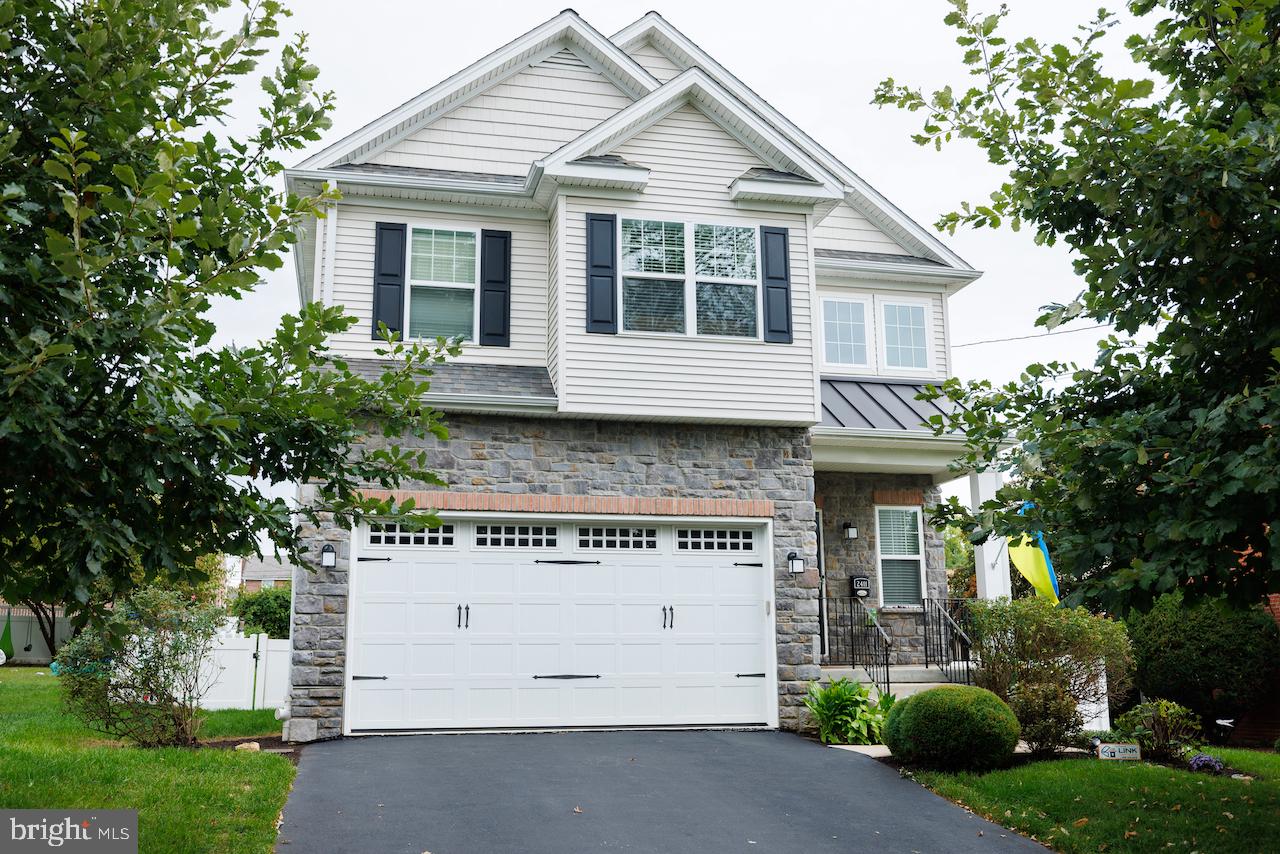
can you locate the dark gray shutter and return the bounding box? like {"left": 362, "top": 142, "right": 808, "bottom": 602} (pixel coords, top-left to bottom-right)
{"left": 372, "top": 222, "right": 407, "bottom": 339}
{"left": 585, "top": 213, "right": 618, "bottom": 334}
{"left": 760, "top": 226, "right": 792, "bottom": 344}
{"left": 478, "top": 229, "right": 512, "bottom": 346}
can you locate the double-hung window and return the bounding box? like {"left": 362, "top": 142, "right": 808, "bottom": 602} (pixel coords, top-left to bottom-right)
{"left": 620, "top": 218, "right": 760, "bottom": 338}
{"left": 880, "top": 301, "right": 929, "bottom": 370}
{"left": 821, "top": 297, "right": 870, "bottom": 369}
{"left": 407, "top": 227, "right": 478, "bottom": 341}
{"left": 876, "top": 506, "right": 924, "bottom": 606}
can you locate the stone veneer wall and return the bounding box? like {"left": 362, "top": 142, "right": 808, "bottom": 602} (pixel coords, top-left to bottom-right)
{"left": 286, "top": 414, "right": 819, "bottom": 741}
{"left": 814, "top": 472, "right": 946, "bottom": 665}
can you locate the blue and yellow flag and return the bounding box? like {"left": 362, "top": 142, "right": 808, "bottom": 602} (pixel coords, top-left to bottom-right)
{"left": 1007, "top": 504, "right": 1060, "bottom": 605}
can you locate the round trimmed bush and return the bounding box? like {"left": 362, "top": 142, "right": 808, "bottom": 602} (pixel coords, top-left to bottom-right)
{"left": 883, "top": 685, "right": 1020, "bottom": 770}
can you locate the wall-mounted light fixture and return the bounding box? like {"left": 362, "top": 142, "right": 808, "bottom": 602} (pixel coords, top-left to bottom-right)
{"left": 787, "top": 551, "right": 805, "bottom": 574}
{"left": 843, "top": 523, "right": 859, "bottom": 541}
{"left": 320, "top": 543, "right": 336, "bottom": 568}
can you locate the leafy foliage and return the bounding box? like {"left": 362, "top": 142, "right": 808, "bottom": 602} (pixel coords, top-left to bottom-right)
{"left": 943, "top": 526, "right": 976, "bottom": 598}
{"left": 1008, "top": 679, "right": 1084, "bottom": 756}
{"left": 966, "top": 596, "right": 1133, "bottom": 712}
{"left": 803, "top": 678, "right": 895, "bottom": 744}
{"left": 0, "top": 1, "right": 455, "bottom": 633}
{"left": 229, "top": 586, "right": 290, "bottom": 639}
{"left": 1115, "top": 699, "right": 1203, "bottom": 763}
{"left": 54, "top": 587, "right": 225, "bottom": 746}
{"left": 1127, "top": 591, "right": 1280, "bottom": 726}
{"left": 875, "top": 0, "right": 1280, "bottom": 612}
{"left": 884, "top": 685, "right": 1020, "bottom": 770}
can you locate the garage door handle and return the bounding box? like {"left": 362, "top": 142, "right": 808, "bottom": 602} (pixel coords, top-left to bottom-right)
{"left": 669, "top": 605, "right": 674, "bottom": 628}
{"left": 532, "top": 674, "right": 601, "bottom": 680}
{"left": 735, "top": 673, "right": 766, "bottom": 678}
{"left": 352, "top": 675, "right": 387, "bottom": 681}
{"left": 457, "top": 604, "right": 462, "bottom": 628}
{"left": 465, "top": 604, "right": 470, "bottom": 628}
{"left": 662, "top": 605, "right": 668, "bottom": 629}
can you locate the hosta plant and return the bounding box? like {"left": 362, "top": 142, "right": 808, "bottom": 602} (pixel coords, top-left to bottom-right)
{"left": 804, "top": 678, "right": 896, "bottom": 745}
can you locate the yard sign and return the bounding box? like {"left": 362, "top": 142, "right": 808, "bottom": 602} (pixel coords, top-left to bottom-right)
{"left": 1096, "top": 743, "right": 1141, "bottom": 761}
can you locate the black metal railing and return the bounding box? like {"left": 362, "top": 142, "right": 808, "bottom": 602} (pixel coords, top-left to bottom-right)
{"left": 923, "top": 597, "right": 974, "bottom": 685}
{"left": 822, "top": 596, "right": 892, "bottom": 696}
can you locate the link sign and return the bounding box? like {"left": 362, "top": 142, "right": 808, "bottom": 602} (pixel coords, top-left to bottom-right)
{"left": 1097, "top": 743, "right": 1141, "bottom": 761}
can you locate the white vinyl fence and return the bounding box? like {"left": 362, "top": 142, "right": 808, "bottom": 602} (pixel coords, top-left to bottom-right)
{"left": 202, "top": 624, "right": 290, "bottom": 711}
{"left": 1, "top": 605, "right": 73, "bottom": 664}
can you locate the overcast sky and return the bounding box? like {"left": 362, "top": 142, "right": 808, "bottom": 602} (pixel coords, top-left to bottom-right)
{"left": 210, "top": 0, "right": 1146, "bottom": 388}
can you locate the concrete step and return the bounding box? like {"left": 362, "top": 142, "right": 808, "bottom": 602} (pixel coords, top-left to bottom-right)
{"left": 819, "top": 665, "right": 959, "bottom": 699}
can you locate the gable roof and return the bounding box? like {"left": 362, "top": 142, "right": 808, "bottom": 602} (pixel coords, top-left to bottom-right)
{"left": 611, "top": 12, "right": 974, "bottom": 271}
{"left": 296, "top": 10, "right": 658, "bottom": 171}
{"left": 537, "top": 66, "right": 844, "bottom": 204}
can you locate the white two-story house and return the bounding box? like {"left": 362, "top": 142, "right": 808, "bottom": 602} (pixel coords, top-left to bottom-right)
{"left": 281, "top": 10, "right": 997, "bottom": 742}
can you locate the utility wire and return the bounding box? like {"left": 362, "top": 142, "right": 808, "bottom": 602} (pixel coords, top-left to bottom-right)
{"left": 952, "top": 322, "right": 1113, "bottom": 349}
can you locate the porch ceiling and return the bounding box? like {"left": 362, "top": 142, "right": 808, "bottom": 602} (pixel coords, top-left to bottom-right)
{"left": 810, "top": 427, "right": 967, "bottom": 482}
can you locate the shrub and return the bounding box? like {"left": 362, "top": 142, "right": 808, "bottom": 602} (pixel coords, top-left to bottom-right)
{"left": 1187, "top": 752, "right": 1225, "bottom": 774}
{"left": 804, "top": 678, "right": 895, "bottom": 744}
{"left": 229, "top": 586, "right": 291, "bottom": 639}
{"left": 1008, "top": 680, "right": 1084, "bottom": 756}
{"left": 966, "top": 597, "right": 1133, "bottom": 714}
{"left": 1114, "top": 699, "right": 1202, "bottom": 763}
{"left": 55, "top": 588, "right": 224, "bottom": 747}
{"left": 1127, "top": 591, "right": 1280, "bottom": 727}
{"left": 883, "top": 685, "right": 1020, "bottom": 770}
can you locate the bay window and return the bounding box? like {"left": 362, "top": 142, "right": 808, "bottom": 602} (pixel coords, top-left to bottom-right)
{"left": 620, "top": 218, "right": 760, "bottom": 338}
{"left": 407, "top": 227, "right": 477, "bottom": 341}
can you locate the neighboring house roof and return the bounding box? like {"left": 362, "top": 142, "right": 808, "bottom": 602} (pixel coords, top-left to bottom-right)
{"left": 328, "top": 162, "right": 526, "bottom": 186}
{"left": 819, "top": 378, "right": 957, "bottom": 432}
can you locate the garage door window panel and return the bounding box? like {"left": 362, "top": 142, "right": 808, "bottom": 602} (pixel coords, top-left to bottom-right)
{"left": 576, "top": 527, "right": 659, "bottom": 550}
{"left": 474, "top": 524, "right": 559, "bottom": 548}
{"left": 367, "top": 522, "right": 456, "bottom": 547}
{"left": 676, "top": 528, "right": 755, "bottom": 552}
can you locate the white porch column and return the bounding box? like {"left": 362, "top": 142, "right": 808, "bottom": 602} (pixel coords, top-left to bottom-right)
{"left": 969, "top": 471, "right": 1012, "bottom": 600}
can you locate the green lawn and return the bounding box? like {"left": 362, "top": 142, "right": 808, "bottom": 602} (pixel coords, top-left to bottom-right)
{"left": 0, "top": 666, "right": 294, "bottom": 853}
{"left": 917, "top": 748, "right": 1280, "bottom": 853}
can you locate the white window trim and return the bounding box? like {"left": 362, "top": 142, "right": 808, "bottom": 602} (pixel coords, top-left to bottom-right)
{"left": 403, "top": 223, "right": 481, "bottom": 343}
{"left": 617, "top": 217, "right": 763, "bottom": 342}
{"left": 819, "top": 295, "right": 874, "bottom": 372}
{"left": 875, "top": 295, "right": 934, "bottom": 376}
{"left": 874, "top": 505, "right": 926, "bottom": 608}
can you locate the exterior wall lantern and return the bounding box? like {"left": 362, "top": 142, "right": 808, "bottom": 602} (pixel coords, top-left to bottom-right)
{"left": 842, "top": 523, "right": 859, "bottom": 540}
{"left": 320, "top": 543, "right": 337, "bottom": 568}
{"left": 787, "top": 551, "right": 805, "bottom": 574}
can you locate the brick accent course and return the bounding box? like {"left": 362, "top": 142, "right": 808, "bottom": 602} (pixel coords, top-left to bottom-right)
{"left": 288, "top": 414, "right": 818, "bottom": 740}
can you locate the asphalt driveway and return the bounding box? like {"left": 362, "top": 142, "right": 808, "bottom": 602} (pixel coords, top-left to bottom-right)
{"left": 276, "top": 730, "right": 1040, "bottom": 853}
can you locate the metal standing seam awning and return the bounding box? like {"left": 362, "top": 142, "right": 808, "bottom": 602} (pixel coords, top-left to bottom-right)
{"left": 813, "top": 378, "right": 967, "bottom": 479}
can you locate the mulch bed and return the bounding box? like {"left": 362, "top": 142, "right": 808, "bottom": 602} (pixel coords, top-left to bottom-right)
{"left": 201, "top": 734, "right": 302, "bottom": 764}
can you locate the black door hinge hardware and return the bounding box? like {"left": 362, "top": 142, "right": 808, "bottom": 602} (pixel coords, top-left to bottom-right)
{"left": 532, "top": 674, "right": 601, "bottom": 680}
{"left": 735, "top": 673, "right": 767, "bottom": 678}
{"left": 358, "top": 556, "right": 392, "bottom": 562}
{"left": 352, "top": 675, "right": 388, "bottom": 681}
{"left": 733, "top": 562, "right": 764, "bottom": 567}
{"left": 533, "top": 559, "right": 602, "bottom": 565}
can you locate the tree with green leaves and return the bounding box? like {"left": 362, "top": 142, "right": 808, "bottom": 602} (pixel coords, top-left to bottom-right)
{"left": 875, "top": 0, "right": 1280, "bottom": 613}
{"left": 1, "top": 1, "right": 452, "bottom": 635}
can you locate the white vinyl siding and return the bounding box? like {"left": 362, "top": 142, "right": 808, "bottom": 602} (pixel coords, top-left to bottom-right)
{"left": 812, "top": 202, "right": 911, "bottom": 255}
{"left": 325, "top": 203, "right": 548, "bottom": 365}
{"left": 876, "top": 506, "right": 924, "bottom": 606}
{"left": 367, "top": 49, "right": 633, "bottom": 176}
{"left": 558, "top": 106, "right": 815, "bottom": 423}
{"left": 627, "top": 40, "right": 683, "bottom": 82}
{"left": 816, "top": 283, "right": 948, "bottom": 378}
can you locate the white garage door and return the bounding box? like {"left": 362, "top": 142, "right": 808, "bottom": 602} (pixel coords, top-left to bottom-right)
{"left": 346, "top": 519, "right": 774, "bottom": 731}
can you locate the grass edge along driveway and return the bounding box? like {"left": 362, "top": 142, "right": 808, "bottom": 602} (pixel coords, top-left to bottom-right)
{"left": 916, "top": 748, "right": 1280, "bottom": 853}
{"left": 0, "top": 666, "right": 294, "bottom": 854}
